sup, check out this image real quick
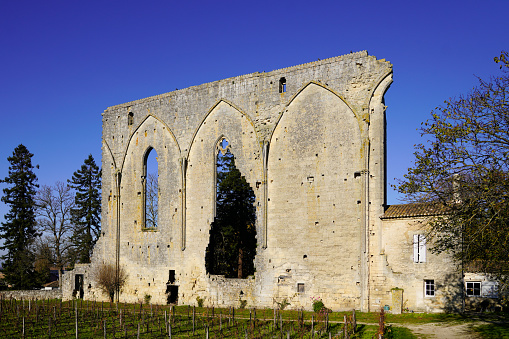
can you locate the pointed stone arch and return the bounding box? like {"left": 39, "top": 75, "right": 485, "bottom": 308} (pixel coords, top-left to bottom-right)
{"left": 185, "top": 100, "right": 263, "bottom": 281}
{"left": 187, "top": 99, "right": 261, "bottom": 155}
{"left": 120, "top": 114, "right": 181, "bottom": 173}
{"left": 268, "top": 81, "right": 361, "bottom": 142}
{"left": 265, "top": 82, "right": 364, "bottom": 302}
{"left": 118, "top": 114, "right": 181, "bottom": 265}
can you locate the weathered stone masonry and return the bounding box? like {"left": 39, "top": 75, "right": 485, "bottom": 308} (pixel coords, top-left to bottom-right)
{"left": 62, "top": 51, "right": 462, "bottom": 312}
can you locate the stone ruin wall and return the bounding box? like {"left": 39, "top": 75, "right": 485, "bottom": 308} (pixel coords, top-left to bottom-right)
{"left": 74, "top": 51, "right": 393, "bottom": 311}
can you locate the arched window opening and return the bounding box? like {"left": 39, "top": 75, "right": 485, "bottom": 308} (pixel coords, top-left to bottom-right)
{"left": 205, "top": 138, "right": 257, "bottom": 278}
{"left": 279, "top": 77, "right": 287, "bottom": 93}
{"left": 143, "top": 148, "right": 158, "bottom": 229}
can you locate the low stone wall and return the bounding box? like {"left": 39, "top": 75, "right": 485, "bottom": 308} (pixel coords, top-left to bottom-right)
{"left": 207, "top": 275, "right": 255, "bottom": 308}
{"left": 0, "top": 289, "right": 62, "bottom": 300}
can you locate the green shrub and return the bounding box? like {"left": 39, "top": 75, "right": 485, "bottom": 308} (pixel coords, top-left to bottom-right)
{"left": 311, "top": 297, "right": 325, "bottom": 313}
{"left": 196, "top": 296, "right": 204, "bottom": 307}
{"left": 144, "top": 294, "right": 151, "bottom": 304}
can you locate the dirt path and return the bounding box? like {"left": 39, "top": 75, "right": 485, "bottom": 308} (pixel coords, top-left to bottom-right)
{"left": 397, "top": 322, "right": 481, "bottom": 339}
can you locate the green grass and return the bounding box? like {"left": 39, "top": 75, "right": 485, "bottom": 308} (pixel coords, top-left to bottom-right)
{"left": 473, "top": 323, "right": 509, "bottom": 339}
{"left": 385, "top": 326, "right": 419, "bottom": 339}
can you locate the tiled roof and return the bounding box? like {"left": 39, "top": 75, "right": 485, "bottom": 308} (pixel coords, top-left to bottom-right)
{"left": 381, "top": 203, "right": 446, "bottom": 219}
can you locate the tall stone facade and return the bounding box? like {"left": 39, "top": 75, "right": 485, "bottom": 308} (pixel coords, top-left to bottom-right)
{"left": 62, "top": 51, "right": 463, "bottom": 312}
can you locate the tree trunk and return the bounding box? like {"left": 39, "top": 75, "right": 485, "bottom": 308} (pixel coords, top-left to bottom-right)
{"left": 58, "top": 267, "right": 63, "bottom": 288}
{"left": 237, "top": 247, "right": 243, "bottom": 279}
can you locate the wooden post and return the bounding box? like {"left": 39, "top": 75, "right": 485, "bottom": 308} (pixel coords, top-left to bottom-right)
{"left": 326, "top": 311, "right": 329, "bottom": 332}
{"left": 344, "top": 315, "right": 349, "bottom": 339}
{"left": 352, "top": 309, "right": 357, "bottom": 333}
{"left": 75, "top": 302, "right": 78, "bottom": 339}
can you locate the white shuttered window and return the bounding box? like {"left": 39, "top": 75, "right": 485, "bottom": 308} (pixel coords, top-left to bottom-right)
{"left": 413, "top": 234, "right": 426, "bottom": 263}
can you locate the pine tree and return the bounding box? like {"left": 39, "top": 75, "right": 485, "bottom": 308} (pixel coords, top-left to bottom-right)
{"left": 205, "top": 149, "right": 257, "bottom": 278}
{"left": 68, "top": 154, "right": 101, "bottom": 265}
{"left": 0, "top": 144, "right": 41, "bottom": 288}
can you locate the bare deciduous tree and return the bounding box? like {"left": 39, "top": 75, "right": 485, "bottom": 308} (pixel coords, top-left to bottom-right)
{"left": 146, "top": 172, "right": 158, "bottom": 228}
{"left": 36, "top": 182, "right": 75, "bottom": 286}
{"left": 94, "top": 263, "right": 128, "bottom": 302}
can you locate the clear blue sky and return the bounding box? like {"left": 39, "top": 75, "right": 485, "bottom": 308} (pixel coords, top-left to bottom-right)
{"left": 1, "top": 0, "right": 508, "bottom": 225}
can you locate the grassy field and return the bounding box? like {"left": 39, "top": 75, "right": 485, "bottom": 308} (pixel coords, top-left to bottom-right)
{"left": 0, "top": 298, "right": 506, "bottom": 338}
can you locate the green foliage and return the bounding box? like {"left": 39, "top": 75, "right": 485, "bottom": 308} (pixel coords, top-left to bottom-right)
{"left": 196, "top": 296, "right": 204, "bottom": 307}
{"left": 311, "top": 297, "right": 326, "bottom": 313}
{"left": 68, "top": 154, "right": 101, "bottom": 264}
{"left": 276, "top": 298, "right": 290, "bottom": 310}
{"left": 144, "top": 294, "right": 152, "bottom": 304}
{"left": 396, "top": 51, "right": 509, "bottom": 280}
{"left": 0, "top": 144, "right": 43, "bottom": 289}
{"left": 239, "top": 299, "right": 247, "bottom": 309}
{"left": 205, "top": 143, "right": 257, "bottom": 279}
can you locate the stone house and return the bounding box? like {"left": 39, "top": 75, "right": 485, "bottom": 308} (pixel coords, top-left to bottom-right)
{"left": 62, "top": 51, "right": 491, "bottom": 312}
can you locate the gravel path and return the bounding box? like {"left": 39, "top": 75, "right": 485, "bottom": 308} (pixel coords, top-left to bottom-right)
{"left": 401, "top": 322, "right": 481, "bottom": 339}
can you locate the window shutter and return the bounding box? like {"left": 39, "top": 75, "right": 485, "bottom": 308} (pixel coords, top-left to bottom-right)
{"left": 413, "top": 234, "right": 419, "bottom": 263}
{"left": 419, "top": 235, "right": 426, "bottom": 263}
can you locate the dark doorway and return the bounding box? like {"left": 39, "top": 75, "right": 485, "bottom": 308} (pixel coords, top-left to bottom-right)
{"left": 75, "top": 274, "right": 84, "bottom": 299}
{"left": 166, "top": 284, "right": 178, "bottom": 304}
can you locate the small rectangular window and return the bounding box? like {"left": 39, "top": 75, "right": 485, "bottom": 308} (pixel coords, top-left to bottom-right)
{"left": 425, "top": 279, "right": 435, "bottom": 297}
{"left": 466, "top": 281, "right": 481, "bottom": 297}
{"left": 297, "top": 283, "right": 305, "bottom": 293}
{"left": 128, "top": 112, "right": 134, "bottom": 126}
{"left": 413, "top": 234, "right": 426, "bottom": 263}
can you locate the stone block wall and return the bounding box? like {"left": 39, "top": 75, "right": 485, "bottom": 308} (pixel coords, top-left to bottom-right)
{"left": 61, "top": 51, "right": 465, "bottom": 312}
{"left": 374, "top": 216, "right": 462, "bottom": 313}
{"left": 0, "top": 289, "right": 62, "bottom": 300}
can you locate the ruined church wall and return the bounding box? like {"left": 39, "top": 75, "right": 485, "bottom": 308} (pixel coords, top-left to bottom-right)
{"left": 262, "top": 83, "right": 364, "bottom": 310}
{"left": 79, "top": 51, "right": 394, "bottom": 310}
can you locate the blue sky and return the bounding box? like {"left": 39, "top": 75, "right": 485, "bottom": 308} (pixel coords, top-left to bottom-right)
{"left": 1, "top": 0, "right": 508, "bottom": 226}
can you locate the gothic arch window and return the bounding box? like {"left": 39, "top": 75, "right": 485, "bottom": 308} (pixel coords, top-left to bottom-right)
{"left": 143, "top": 147, "right": 158, "bottom": 229}
{"left": 205, "top": 137, "right": 257, "bottom": 278}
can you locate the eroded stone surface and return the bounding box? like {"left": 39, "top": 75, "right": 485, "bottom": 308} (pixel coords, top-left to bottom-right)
{"left": 61, "top": 51, "right": 462, "bottom": 312}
